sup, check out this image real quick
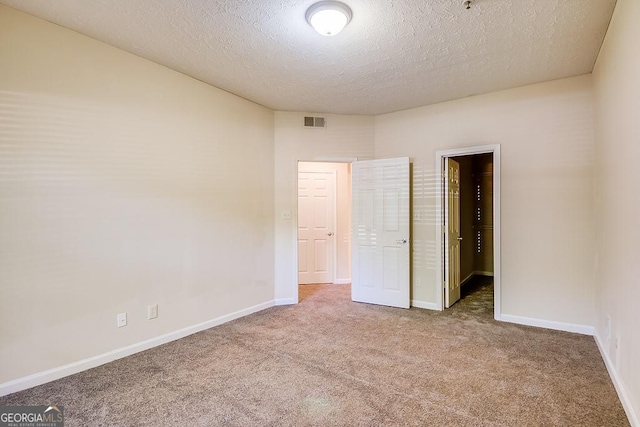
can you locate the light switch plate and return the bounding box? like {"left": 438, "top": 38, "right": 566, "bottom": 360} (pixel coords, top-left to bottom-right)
{"left": 281, "top": 210, "right": 292, "bottom": 220}
{"left": 148, "top": 304, "right": 158, "bottom": 320}
{"left": 117, "top": 312, "right": 127, "bottom": 328}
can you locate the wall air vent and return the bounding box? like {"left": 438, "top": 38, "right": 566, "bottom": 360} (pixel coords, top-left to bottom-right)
{"left": 304, "top": 116, "right": 326, "bottom": 128}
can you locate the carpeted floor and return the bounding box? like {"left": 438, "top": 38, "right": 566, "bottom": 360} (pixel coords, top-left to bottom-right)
{"left": 454, "top": 275, "right": 495, "bottom": 319}
{"left": 0, "top": 283, "right": 629, "bottom": 426}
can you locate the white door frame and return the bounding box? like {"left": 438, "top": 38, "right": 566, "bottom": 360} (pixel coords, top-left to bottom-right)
{"left": 297, "top": 168, "right": 337, "bottom": 284}
{"left": 293, "top": 158, "right": 357, "bottom": 300}
{"left": 434, "top": 145, "right": 501, "bottom": 320}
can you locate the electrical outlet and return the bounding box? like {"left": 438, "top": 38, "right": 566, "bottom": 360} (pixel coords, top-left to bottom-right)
{"left": 281, "top": 211, "right": 292, "bottom": 220}
{"left": 148, "top": 304, "right": 158, "bottom": 320}
{"left": 117, "top": 312, "right": 127, "bottom": 328}
{"left": 415, "top": 278, "right": 421, "bottom": 287}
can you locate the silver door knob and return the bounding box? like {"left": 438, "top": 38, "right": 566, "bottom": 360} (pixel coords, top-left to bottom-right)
{"left": 457, "top": 237, "right": 463, "bottom": 240}
{"left": 327, "top": 232, "right": 334, "bottom": 236}
{"left": 396, "top": 239, "right": 407, "bottom": 244}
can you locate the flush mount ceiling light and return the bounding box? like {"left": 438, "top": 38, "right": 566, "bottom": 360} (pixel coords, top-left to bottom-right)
{"left": 305, "top": 1, "right": 352, "bottom": 36}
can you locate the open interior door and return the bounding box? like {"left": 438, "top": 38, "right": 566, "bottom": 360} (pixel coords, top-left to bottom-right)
{"left": 445, "top": 158, "right": 461, "bottom": 308}
{"left": 351, "top": 157, "right": 410, "bottom": 308}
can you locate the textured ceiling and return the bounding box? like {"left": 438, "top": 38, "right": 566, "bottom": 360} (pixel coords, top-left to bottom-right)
{"left": 1, "top": 0, "right": 617, "bottom": 115}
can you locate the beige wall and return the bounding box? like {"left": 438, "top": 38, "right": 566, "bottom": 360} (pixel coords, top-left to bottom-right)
{"left": 375, "top": 75, "right": 596, "bottom": 326}
{"left": 297, "top": 162, "right": 351, "bottom": 283}
{"left": 593, "top": 0, "right": 640, "bottom": 422}
{"left": 274, "top": 112, "right": 374, "bottom": 303}
{"left": 0, "top": 6, "right": 274, "bottom": 384}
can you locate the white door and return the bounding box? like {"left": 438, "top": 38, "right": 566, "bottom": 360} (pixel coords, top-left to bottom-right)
{"left": 445, "top": 158, "right": 461, "bottom": 308}
{"left": 298, "top": 170, "right": 335, "bottom": 284}
{"left": 351, "top": 157, "right": 410, "bottom": 308}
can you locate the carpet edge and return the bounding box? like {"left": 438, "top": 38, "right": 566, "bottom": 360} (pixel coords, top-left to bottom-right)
{"left": 594, "top": 332, "right": 639, "bottom": 427}
{"left": 500, "top": 314, "right": 594, "bottom": 335}
{"left": 0, "top": 299, "right": 276, "bottom": 397}
{"left": 410, "top": 300, "right": 440, "bottom": 310}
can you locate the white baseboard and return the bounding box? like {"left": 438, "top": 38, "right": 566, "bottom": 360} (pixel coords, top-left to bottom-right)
{"left": 275, "top": 298, "right": 297, "bottom": 305}
{"left": 0, "top": 300, "right": 275, "bottom": 397}
{"left": 460, "top": 273, "right": 475, "bottom": 287}
{"left": 474, "top": 270, "right": 494, "bottom": 277}
{"left": 499, "top": 314, "right": 594, "bottom": 335}
{"left": 460, "top": 271, "right": 494, "bottom": 288}
{"left": 411, "top": 300, "right": 440, "bottom": 311}
{"left": 333, "top": 279, "right": 351, "bottom": 285}
{"left": 594, "top": 332, "right": 639, "bottom": 427}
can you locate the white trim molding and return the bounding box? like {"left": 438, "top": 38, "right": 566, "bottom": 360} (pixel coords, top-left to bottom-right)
{"left": 473, "top": 271, "right": 494, "bottom": 277}
{"left": 411, "top": 300, "right": 440, "bottom": 311}
{"left": 0, "top": 300, "right": 275, "bottom": 397}
{"left": 500, "top": 314, "right": 594, "bottom": 335}
{"left": 594, "top": 333, "right": 639, "bottom": 427}
{"left": 295, "top": 159, "right": 356, "bottom": 302}
{"left": 460, "top": 273, "right": 475, "bottom": 287}
{"left": 311, "top": 157, "right": 358, "bottom": 163}
{"left": 460, "top": 272, "right": 495, "bottom": 288}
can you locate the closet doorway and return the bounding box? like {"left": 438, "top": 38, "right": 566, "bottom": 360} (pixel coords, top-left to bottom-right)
{"left": 436, "top": 145, "right": 501, "bottom": 319}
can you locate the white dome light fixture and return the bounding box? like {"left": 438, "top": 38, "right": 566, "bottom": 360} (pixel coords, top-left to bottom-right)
{"left": 305, "top": 1, "right": 352, "bottom": 36}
